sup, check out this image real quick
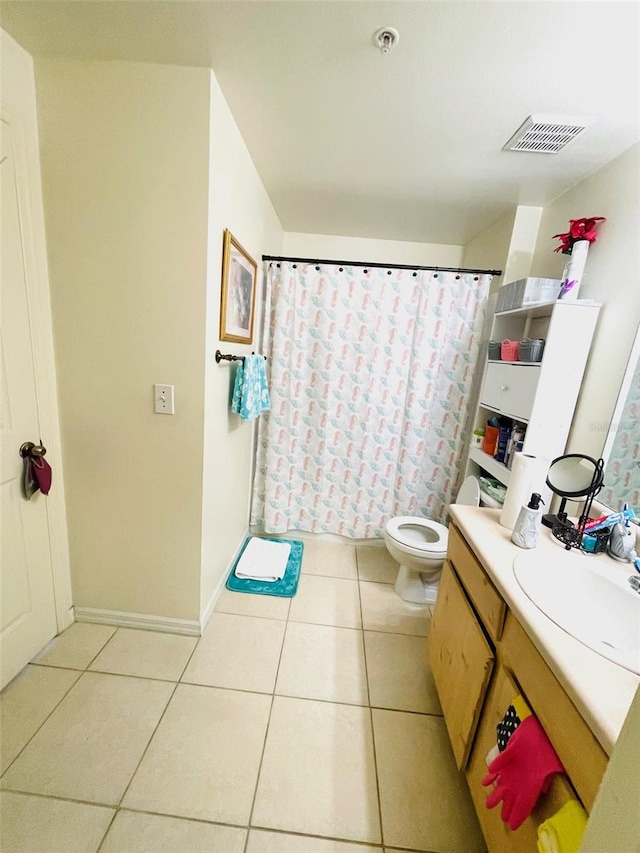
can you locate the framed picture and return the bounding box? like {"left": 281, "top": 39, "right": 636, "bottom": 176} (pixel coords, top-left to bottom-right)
{"left": 219, "top": 229, "right": 258, "bottom": 344}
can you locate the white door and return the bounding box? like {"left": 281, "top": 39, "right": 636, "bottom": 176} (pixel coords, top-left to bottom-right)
{"left": 0, "top": 116, "right": 58, "bottom": 688}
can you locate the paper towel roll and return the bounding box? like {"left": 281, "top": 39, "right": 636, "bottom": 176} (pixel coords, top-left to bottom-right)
{"left": 500, "top": 453, "right": 548, "bottom": 530}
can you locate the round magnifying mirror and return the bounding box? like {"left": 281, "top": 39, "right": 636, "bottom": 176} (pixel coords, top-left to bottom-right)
{"left": 546, "top": 454, "right": 604, "bottom": 498}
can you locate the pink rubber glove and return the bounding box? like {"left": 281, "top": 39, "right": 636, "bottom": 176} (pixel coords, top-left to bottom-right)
{"left": 481, "top": 715, "right": 564, "bottom": 830}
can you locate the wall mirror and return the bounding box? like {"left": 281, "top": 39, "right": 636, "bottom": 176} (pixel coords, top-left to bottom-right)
{"left": 600, "top": 325, "right": 640, "bottom": 518}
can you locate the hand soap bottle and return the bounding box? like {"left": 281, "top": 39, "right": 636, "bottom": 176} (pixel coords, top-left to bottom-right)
{"left": 511, "top": 493, "right": 545, "bottom": 549}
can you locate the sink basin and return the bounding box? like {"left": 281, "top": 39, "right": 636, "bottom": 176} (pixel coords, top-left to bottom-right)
{"left": 513, "top": 548, "right": 640, "bottom": 675}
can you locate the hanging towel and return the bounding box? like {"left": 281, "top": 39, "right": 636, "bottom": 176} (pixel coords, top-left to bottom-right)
{"left": 537, "top": 800, "right": 588, "bottom": 853}
{"left": 234, "top": 537, "right": 291, "bottom": 582}
{"left": 231, "top": 355, "right": 271, "bottom": 421}
{"left": 482, "top": 714, "right": 565, "bottom": 830}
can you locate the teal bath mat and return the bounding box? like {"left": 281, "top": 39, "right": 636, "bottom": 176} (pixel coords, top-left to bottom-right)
{"left": 226, "top": 537, "right": 304, "bottom": 598}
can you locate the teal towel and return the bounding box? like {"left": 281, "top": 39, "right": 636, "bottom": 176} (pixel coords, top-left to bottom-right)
{"left": 231, "top": 355, "right": 271, "bottom": 421}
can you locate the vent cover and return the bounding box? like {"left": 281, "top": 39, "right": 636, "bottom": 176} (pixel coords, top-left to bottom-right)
{"left": 503, "top": 115, "right": 591, "bottom": 154}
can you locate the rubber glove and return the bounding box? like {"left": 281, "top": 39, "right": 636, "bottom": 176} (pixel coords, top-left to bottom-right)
{"left": 482, "top": 714, "right": 565, "bottom": 830}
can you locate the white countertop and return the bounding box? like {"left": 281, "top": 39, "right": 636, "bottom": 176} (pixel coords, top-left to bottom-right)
{"left": 449, "top": 505, "right": 640, "bottom": 755}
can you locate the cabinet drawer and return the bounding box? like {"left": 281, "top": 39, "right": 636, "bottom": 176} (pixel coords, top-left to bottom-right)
{"left": 480, "top": 362, "right": 540, "bottom": 420}
{"left": 500, "top": 613, "right": 608, "bottom": 810}
{"left": 428, "top": 560, "right": 495, "bottom": 770}
{"left": 448, "top": 524, "right": 506, "bottom": 642}
{"left": 466, "top": 663, "right": 584, "bottom": 853}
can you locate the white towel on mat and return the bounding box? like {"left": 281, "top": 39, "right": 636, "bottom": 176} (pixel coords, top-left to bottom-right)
{"left": 234, "top": 537, "right": 291, "bottom": 582}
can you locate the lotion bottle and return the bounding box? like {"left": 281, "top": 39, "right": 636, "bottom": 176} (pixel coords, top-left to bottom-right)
{"left": 511, "top": 493, "right": 545, "bottom": 549}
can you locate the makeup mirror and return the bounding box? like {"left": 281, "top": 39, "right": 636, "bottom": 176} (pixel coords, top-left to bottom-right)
{"left": 542, "top": 454, "right": 605, "bottom": 550}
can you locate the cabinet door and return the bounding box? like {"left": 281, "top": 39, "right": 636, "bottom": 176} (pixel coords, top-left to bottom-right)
{"left": 466, "top": 663, "right": 584, "bottom": 853}
{"left": 480, "top": 363, "right": 540, "bottom": 420}
{"left": 427, "top": 560, "right": 495, "bottom": 769}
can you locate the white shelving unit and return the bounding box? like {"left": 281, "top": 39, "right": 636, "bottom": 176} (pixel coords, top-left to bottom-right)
{"left": 466, "top": 300, "right": 600, "bottom": 500}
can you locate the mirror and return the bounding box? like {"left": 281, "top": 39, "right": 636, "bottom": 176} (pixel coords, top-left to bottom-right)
{"left": 601, "top": 326, "right": 640, "bottom": 517}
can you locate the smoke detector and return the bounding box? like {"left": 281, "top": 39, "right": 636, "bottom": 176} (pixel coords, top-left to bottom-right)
{"left": 374, "top": 27, "right": 399, "bottom": 55}
{"left": 503, "top": 114, "right": 592, "bottom": 154}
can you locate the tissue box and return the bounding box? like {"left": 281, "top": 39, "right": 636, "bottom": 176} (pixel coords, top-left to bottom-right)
{"left": 496, "top": 278, "right": 562, "bottom": 312}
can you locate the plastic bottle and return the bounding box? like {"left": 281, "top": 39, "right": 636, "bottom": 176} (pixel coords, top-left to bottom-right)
{"left": 511, "top": 493, "right": 545, "bottom": 549}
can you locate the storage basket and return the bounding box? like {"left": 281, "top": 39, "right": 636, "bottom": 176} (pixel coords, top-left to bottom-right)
{"left": 519, "top": 338, "right": 545, "bottom": 362}
{"left": 488, "top": 341, "right": 501, "bottom": 360}
{"left": 501, "top": 340, "right": 520, "bottom": 361}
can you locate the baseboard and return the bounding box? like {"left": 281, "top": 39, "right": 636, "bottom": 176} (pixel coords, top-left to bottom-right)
{"left": 74, "top": 606, "right": 201, "bottom": 637}
{"left": 199, "top": 529, "right": 250, "bottom": 632}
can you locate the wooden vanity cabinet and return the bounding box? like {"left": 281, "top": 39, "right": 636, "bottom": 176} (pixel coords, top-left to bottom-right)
{"left": 428, "top": 560, "right": 494, "bottom": 769}
{"left": 429, "top": 522, "right": 609, "bottom": 852}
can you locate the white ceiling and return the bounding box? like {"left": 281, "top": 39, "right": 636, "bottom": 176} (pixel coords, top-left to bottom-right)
{"left": 1, "top": 1, "right": 638, "bottom": 245}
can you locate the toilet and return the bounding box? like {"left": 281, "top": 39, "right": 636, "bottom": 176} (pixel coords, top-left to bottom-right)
{"left": 384, "top": 476, "right": 481, "bottom": 604}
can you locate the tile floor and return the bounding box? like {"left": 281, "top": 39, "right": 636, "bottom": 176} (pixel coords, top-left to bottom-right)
{"left": 0, "top": 540, "right": 486, "bottom": 853}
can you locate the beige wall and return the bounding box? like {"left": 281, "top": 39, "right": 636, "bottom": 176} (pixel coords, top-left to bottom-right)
{"left": 200, "top": 74, "right": 284, "bottom": 616}
{"left": 283, "top": 232, "right": 463, "bottom": 267}
{"left": 462, "top": 209, "right": 515, "bottom": 293}
{"left": 35, "top": 58, "right": 211, "bottom": 622}
{"left": 529, "top": 143, "right": 640, "bottom": 458}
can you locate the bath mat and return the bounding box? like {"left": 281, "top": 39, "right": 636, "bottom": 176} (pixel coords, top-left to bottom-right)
{"left": 226, "top": 537, "right": 304, "bottom": 598}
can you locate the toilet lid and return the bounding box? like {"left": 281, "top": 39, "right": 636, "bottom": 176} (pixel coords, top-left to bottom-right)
{"left": 385, "top": 517, "right": 448, "bottom": 554}
{"left": 456, "top": 475, "right": 481, "bottom": 507}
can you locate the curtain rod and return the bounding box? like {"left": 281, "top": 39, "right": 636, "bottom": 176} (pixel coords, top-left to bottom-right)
{"left": 262, "top": 254, "right": 502, "bottom": 277}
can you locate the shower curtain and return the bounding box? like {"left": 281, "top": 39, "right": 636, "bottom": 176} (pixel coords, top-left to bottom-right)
{"left": 251, "top": 261, "right": 490, "bottom": 538}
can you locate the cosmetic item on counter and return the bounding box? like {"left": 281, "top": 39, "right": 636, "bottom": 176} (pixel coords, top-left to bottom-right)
{"left": 511, "top": 493, "right": 545, "bottom": 549}
{"left": 500, "top": 453, "right": 548, "bottom": 530}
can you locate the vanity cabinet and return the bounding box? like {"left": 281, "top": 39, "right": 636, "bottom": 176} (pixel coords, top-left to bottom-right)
{"left": 466, "top": 300, "right": 600, "bottom": 498}
{"left": 428, "top": 522, "right": 609, "bottom": 852}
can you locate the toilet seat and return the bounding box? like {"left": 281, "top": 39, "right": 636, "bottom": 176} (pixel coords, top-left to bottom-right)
{"left": 384, "top": 516, "right": 448, "bottom": 559}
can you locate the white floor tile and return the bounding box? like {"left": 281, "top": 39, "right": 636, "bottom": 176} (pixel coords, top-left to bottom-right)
{"left": 99, "top": 810, "right": 247, "bottom": 853}
{"left": 359, "top": 582, "right": 430, "bottom": 636}
{"left": 301, "top": 540, "right": 358, "bottom": 579}
{"left": 0, "top": 791, "right": 114, "bottom": 853}
{"left": 89, "top": 628, "right": 197, "bottom": 681}
{"left": 182, "top": 612, "right": 285, "bottom": 693}
{"left": 373, "top": 709, "right": 485, "bottom": 853}
{"left": 122, "top": 684, "right": 271, "bottom": 824}
{"left": 276, "top": 622, "right": 368, "bottom": 705}
{"left": 1, "top": 665, "right": 80, "bottom": 775}
{"left": 31, "top": 623, "right": 117, "bottom": 670}
{"left": 364, "top": 632, "right": 441, "bottom": 714}
{"left": 288, "top": 575, "right": 362, "bottom": 629}
{"left": 1, "top": 672, "right": 173, "bottom": 804}
{"left": 247, "top": 829, "right": 383, "bottom": 853}
{"left": 253, "top": 696, "right": 381, "bottom": 844}
{"left": 356, "top": 546, "right": 399, "bottom": 584}
{"left": 214, "top": 587, "right": 291, "bottom": 620}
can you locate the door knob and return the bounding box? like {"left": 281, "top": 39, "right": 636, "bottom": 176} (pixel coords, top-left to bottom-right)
{"left": 19, "top": 441, "right": 47, "bottom": 458}
{"left": 500, "top": 384, "right": 509, "bottom": 391}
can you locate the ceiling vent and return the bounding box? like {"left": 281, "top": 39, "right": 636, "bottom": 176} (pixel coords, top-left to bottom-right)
{"left": 503, "top": 115, "right": 592, "bottom": 154}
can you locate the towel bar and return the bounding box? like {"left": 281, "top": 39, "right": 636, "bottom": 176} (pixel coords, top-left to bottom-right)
{"left": 215, "top": 349, "right": 266, "bottom": 364}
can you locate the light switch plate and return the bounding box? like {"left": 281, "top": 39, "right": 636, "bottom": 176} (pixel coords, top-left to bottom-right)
{"left": 154, "top": 384, "right": 175, "bottom": 414}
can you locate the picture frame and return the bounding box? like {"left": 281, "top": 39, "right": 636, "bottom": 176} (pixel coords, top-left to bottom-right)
{"left": 219, "top": 229, "right": 258, "bottom": 344}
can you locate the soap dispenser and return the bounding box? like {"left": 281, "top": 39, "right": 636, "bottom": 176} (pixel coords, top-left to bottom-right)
{"left": 511, "top": 493, "right": 545, "bottom": 550}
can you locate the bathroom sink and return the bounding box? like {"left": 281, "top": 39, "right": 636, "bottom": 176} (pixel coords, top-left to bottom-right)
{"left": 513, "top": 548, "right": 640, "bottom": 675}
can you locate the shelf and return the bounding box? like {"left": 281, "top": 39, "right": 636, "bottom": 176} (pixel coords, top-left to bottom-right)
{"left": 495, "top": 300, "right": 601, "bottom": 319}
{"left": 468, "top": 446, "right": 511, "bottom": 486}
{"left": 486, "top": 360, "right": 542, "bottom": 366}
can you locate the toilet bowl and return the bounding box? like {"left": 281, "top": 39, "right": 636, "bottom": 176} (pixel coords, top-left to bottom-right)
{"left": 384, "top": 476, "right": 480, "bottom": 604}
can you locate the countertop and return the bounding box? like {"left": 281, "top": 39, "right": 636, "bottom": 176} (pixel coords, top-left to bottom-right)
{"left": 448, "top": 505, "right": 640, "bottom": 755}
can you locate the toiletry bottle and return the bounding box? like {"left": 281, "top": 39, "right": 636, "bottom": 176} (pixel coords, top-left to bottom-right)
{"left": 511, "top": 493, "right": 545, "bottom": 550}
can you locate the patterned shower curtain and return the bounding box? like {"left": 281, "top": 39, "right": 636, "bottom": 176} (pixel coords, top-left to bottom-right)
{"left": 251, "top": 261, "right": 491, "bottom": 538}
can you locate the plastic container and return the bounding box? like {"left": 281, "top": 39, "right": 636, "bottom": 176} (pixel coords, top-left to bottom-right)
{"left": 472, "top": 429, "right": 485, "bottom": 448}
{"left": 519, "top": 338, "right": 545, "bottom": 362}
{"left": 488, "top": 341, "right": 501, "bottom": 360}
{"left": 496, "top": 278, "right": 562, "bottom": 312}
{"left": 501, "top": 340, "right": 520, "bottom": 361}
